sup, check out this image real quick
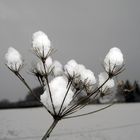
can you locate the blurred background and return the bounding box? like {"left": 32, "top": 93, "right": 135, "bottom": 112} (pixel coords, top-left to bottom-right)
{"left": 1, "top": 1, "right": 140, "bottom": 140}
{"left": 0, "top": 0, "right": 140, "bottom": 102}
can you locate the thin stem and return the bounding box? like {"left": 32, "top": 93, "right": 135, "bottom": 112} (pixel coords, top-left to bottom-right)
{"left": 14, "top": 72, "right": 53, "bottom": 116}
{"left": 42, "top": 60, "right": 56, "bottom": 115}
{"left": 63, "top": 77, "right": 110, "bottom": 116}
{"left": 72, "top": 88, "right": 83, "bottom": 101}
{"left": 58, "top": 80, "right": 73, "bottom": 115}
{"left": 60, "top": 89, "right": 81, "bottom": 114}
{"left": 63, "top": 102, "right": 114, "bottom": 119}
{"left": 64, "top": 92, "right": 100, "bottom": 117}
{"left": 41, "top": 119, "right": 59, "bottom": 140}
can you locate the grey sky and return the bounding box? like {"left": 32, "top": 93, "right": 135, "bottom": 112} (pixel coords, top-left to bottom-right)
{"left": 0, "top": 0, "right": 140, "bottom": 101}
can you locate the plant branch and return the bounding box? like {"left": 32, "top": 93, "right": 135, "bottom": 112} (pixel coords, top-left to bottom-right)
{"left": 64, "top": 92, "right": 100, "bottom": 116}
{"left": 13, "top": 72, "right": 53, "bottom": 116}
{"left": 63, "top": 102, "right": 114, "bottom": 119}
{"left": 58, "top": 80, "right": 73, "bottom": 116}
{"left": 62, "top": 77, "right": 110, "bottom": 116}
{"left": 42, "top": 60, "right": 56, "bottom": 115}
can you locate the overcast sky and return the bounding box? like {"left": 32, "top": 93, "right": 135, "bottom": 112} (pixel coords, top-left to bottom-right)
{"left": 0, "top": 0, "right": 140, "bottom": 102}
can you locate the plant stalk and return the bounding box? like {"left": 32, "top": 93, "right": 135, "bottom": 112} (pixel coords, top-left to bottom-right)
{"left": 42, "top": 119, "right": 59, "bottom": 140}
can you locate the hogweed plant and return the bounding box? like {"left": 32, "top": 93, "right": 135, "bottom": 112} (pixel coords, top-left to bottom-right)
{"left": 5, "top": 31, "right": 125, "bottom": 140}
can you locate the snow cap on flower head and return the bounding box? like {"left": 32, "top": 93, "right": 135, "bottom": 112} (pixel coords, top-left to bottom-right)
{"left": 64, "top": 59, "right": 79, "bottom": 77}
{"left": 77, "top": 64, "right": 86, "bottom": 74}
{"left": 32, "top": 31, "right": 51, "bottom": 59}
{"left": 80, "top": 68, "right": 96, "bottom": 85}
{"left": 64, "top": 60, "right": 96, "bottom": 86}
{"left": 5, "top": 47, "right": 23, "bottom": 72}
{"left": 98, "top": 72, "right": 115, "bottom": 92}
{"left": 36, "top": 57, "right": 52, "bottom": 74}
{"left": 40, "top": 76, "right": 74, "bottom": 114}
{"left": 52, "top": 60, "right": 63, "bottom": 77}
{"left": 104, "top": 47, "right": 124, "bottom": 74}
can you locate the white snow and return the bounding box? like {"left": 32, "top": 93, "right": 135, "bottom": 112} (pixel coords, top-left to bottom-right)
{"left": 0, "top": 103, "right": 140, "bottom": 140}
{"left": 80, "top": 68, "right": 96, "bottom": 85}
{"left": 32, "top": 31, "right": 51, "bottom": 58}
{"left": 5, "top": 47, "right": 23, "bottom": 71}
{"left": 104, "top": 47, "right": 124, "bottom": 73}
{"left": 41, "top": 76, "right": 74, "bottom": 114}
{"left": 52, "top": 60, "right": 63, "bottom": 76}
{"left": 64, "top": 60, "right": 96, "bottom": 85}
{"left": 64, "top": 59, "right": 79, "bottom": 77}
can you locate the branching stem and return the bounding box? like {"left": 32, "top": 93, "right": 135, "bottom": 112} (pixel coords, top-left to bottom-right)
{"left": 62, "top": 77, "right": 110, "bottom": 116}
{"left": 13, "top": 72, "right": 53, "bottom": 116}
{"left": 42, "top": 60, "right": 56, "bottom": 115}
{"left": 64, "top": 102, "right": 114, "bottom": 119}
{"left": 58, "top": 80, "right": 73, "bottom": 116}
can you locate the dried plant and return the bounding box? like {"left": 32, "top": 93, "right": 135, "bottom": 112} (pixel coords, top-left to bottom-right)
{"left": 5, "top": 31, "right": 125, "bottom": 140}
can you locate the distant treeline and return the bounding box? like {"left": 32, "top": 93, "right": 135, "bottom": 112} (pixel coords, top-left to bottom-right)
{"left": 0, "top": 100, "right": 42, "bottom": 109}
{"left": 93, "top": 80, "right": 140, "bottom": 104}
{"left": 0, "top": 80, "right": 140, "bottom": 109}
{"left": 0, "top": 86, "right": 43, "bottom": 109}
{"left": 115, "top": 80, "right": 140, "bottom": 103}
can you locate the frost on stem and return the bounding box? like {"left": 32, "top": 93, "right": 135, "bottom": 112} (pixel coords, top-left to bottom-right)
{"left": 104, "top": 47, "right": 124, "bottom": 77}
{"left": 5, "top": 47, "right": 23, "bottom": 72}
{"left": 32, "top": 31, "right": 53, "bottom": 59}
{"left": 41, "top": 76, "right": 74, "bottom": 114}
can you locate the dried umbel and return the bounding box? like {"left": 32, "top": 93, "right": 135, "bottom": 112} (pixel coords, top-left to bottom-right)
{"left": 5, "top": 47, "right": 23, "bottom": 72}
{"left": 32, "top": 31, "right": 54, "bottom": 60}
{"left": 104, "top": 47, "right": 124, "bottom": 77}
{"left": 5, "top": 31, "right": 125, "bottom": 140}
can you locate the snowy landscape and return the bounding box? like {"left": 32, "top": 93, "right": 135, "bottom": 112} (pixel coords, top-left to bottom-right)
{"left": 0, "top": 1, "right": 140, "bottom": 140}
{"left": 0, "top": 103, "right": 140, "bottom": 140}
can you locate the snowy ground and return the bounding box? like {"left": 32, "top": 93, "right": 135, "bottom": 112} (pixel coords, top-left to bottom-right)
{"left": 0, "top": 103, "right": 140, "bottom": 140}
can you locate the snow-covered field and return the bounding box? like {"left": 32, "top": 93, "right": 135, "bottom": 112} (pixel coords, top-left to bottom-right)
{"left": 0, "top": 103, "right": 140, "bottom": 140}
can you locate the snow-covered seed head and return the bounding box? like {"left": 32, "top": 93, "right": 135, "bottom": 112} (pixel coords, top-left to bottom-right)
{"left": 36, "top": 57, "right": 53, "bottom": 75}
{"left": 5, "top": 47, "right": 23, "bottom": 72}
{"left": 64, "top": 59, "right": 79, "bottom": 77}
{"left": 73, "top": 64, "right": 86, "bottom": 83}
{"left": 98, "top": 72, "right": 115, "bottom": 92}
{"left": 80, "top": 69, "right": 96, "bottom": 85}
{"left": 52, "top": 60, "right": 63, "bottom": 77}
{"left": 32, "top": 31, "right": 51, "bottom": 59}
{"left": 40, "top": 76, "right": 74, "bottom": 114}
{"left": 65, "top": 60, "right": 96, "bottom": 89}
{"left": 104, "top": 47, "right": 124, "bottom": 75}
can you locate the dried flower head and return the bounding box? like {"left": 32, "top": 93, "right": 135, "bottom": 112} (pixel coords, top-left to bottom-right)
{"left": 64, "top": 59, "right": 79, "bottom": 78}
{"left": 104, "top": 47, "right": 124, "bottom": 77}
{"left": 5, "top": 47, "right": 23, "bottom": 72}
{"left": 32, "top": 31, "right": 52, "bottom": 59}
{"left": 36, "top": 57, "right": 53, "bottom": 75}
{"left": 52, "top": 60, "right": 63, "bottom": 77}
{"left": 80, "top": 68, "right": 96, "bottom": 85}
